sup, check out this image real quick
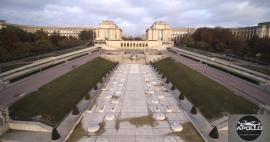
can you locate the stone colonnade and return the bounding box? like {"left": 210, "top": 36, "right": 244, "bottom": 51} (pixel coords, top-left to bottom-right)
{"left": 120, "top": 41, "right": 148, "bottom": 50}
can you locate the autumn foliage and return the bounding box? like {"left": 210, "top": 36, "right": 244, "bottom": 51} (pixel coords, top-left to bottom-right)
{"left": 0, "top": 26, "right": 91, "bottom": 62}
{"left": 175, "top": 27, "right": 270, "bottom": 63}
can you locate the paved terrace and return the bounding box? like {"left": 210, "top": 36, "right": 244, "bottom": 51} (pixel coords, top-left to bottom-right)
{"left": 69, "top": 64, "right": 204, "bottom": 142}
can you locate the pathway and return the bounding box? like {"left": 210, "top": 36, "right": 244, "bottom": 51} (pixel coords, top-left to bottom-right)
{"left": 69, "top": 64, "right": 204, "bottom": 142}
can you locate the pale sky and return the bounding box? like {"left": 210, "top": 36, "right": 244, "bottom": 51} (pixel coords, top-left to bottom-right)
{"left": 0, "top": 0, "right": 269, "bottom": 36}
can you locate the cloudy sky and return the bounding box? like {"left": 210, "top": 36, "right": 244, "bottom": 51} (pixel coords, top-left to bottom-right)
{"left": 0, "top": 0, "right": 269, "bottom": 36}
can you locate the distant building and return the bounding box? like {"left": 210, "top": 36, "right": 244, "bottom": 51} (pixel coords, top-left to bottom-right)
{"left": 96, "top": 21, "right": 122, "bottom": 41}
{"left": 1, "top": 19, "right": 270, "bottom": 50}
{"left": 146, "top": 21, "right": 173, "bottom": 42}
{"left": 146, "top": 21, "right": 196, "bottom": 42}
{"left": 146, "top": 21, "right": 270, "bottom": 41}
{"left": 0, "top": 20, "right": 122, "bottom": 41}
{"left": 0, "top": 20, "right": 6, "bottom": 30}
{"left": 230, "top": 22, "right": 270, "bottom": 40}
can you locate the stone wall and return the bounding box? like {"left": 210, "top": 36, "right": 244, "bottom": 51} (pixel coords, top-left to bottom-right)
{"left": 8, "top": 120, "right": 53, "bottom": 132}
{"left": 0, "top": 20, "right": 122, "bottom": 40}
{"left": 0, "top": 124, "right": 8, "bottom": 137}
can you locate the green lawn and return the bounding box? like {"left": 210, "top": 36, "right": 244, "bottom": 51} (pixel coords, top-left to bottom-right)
{"left": 9, "top": 57, "right": 116, "bottom": 126}
{"left": 153, "top": 58, "right": 258, "bottom": 120}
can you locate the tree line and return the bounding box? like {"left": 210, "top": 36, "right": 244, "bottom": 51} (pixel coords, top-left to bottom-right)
{"left": 175, "top": 27, "right": 270, "bottom": 63}
{"left": 0, "top": 26, "right": 95, "bottom": 62}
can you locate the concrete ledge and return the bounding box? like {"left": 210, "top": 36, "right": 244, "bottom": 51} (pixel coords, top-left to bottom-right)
{"left": 0, "top": 124, "right": 9, "bottom": 136}
{"left": 169, "top": 47, "right": 270, "bottom": 84}
{"left": 8, "top": 120, "right": 53, "bottom": 132}
{"left": 63, "top": 67, "right": 114, "bottom": 141}
{"left": 0, "top": 46, "right": 98, "bottom": 82}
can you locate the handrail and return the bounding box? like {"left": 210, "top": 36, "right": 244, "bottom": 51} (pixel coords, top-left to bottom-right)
{"left": 0, "top": 46, "right": 98, "bottom": 82}
{"left": 172, "top": 47, "right": 269, "bottom": 79}
{"left": 168, "top": 47, "right": 270, "bottom": 84}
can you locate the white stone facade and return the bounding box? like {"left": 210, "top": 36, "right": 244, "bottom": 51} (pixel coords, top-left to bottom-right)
{"left": 146, "top": 21, "right": 270, "bottom": 41}
{"left": 0, "top": 20, "right": 122, "bottom": 41}
{"left": 146, "top": 21, "right": 196, "bottom": 42}
{"left": 1, "top": 19, "right": 270, "bottom": 49}
{"left": 230, "top": 22, "right": 270, "bottom": 40}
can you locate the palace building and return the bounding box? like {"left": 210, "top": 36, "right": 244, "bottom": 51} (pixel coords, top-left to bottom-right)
{"left": 0, "top": 20, "right": 122, "bottom": 41}
{"left": 1, "top": 19, "right": 270, "bottom": 50}
{"left": 146, "top": 21, "right": 196, "bottom": 42}
{"left": 230, "top": 22, "right": 270, "bottom": 40}
{"left": 146, "top": 21, "right": 270, "bottom": 42}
